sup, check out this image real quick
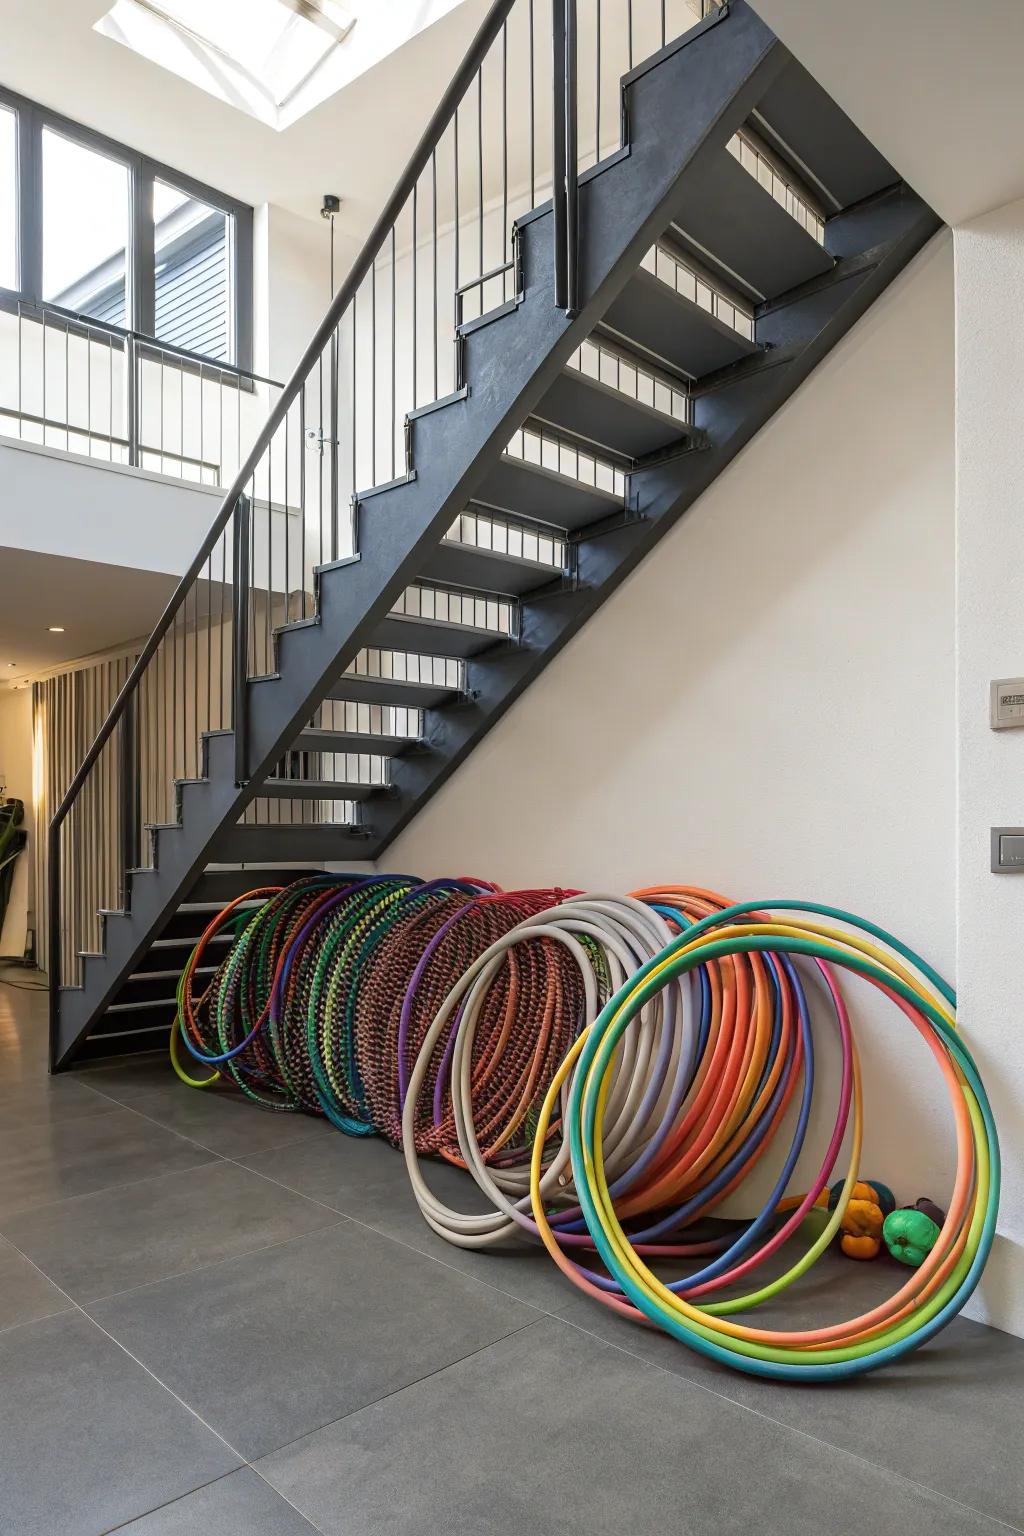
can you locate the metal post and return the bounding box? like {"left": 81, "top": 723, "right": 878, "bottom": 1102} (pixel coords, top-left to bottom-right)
{"left": 551, "top": 0, "right": 568, "bottom": 311}
{"left": 564, "top": 0, "right": 579, "bottom": 316}
{"left": 46, "top": 821, "right": 61, "bottom": 1071}
{"left": 232, "top": 494, "right": 252, "bottom": 785}
{"left": 118, "top": 690, "right": 137, "bottom": 906}
{"left": 126, "top": 332, "right": 140, "bottom": 467}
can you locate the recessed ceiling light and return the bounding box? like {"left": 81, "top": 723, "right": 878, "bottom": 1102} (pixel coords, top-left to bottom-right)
{"left": 47, "top": 626, "right": 65, "bottom": 633}
{"left": 6, "top": 663, "right": 16, "bottom": 669}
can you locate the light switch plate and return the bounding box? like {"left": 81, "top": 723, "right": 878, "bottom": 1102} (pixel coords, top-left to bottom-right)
{"left": 990, "top": 678, "right": 1024, "bottom": 729}
{"left": 991, "top": 827, "right": 1024, "bottom": 872}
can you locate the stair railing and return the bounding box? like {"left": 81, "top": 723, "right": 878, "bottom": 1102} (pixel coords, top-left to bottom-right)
{"left": 46, "top": 0, "right": 727, "bottom": 1055}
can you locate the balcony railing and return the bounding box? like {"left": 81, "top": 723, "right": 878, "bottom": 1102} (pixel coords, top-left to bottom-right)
{"left": 0, "top": 294, "right": 282, "bottom": 488}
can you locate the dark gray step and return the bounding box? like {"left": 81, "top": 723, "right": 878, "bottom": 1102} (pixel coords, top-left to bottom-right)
{"left": 75, "top": 1021, "right": 172, "bottom": 1059}
{"left": 211, "top": 822, "right": 372, "bottom": 863}
{"left": 261, "top": 778, "right": 386, "bottom": 802}
{"left": 133, "top": 932, "right": 234, "bottom": 970}
{"left": 371, "top": 610, "right": 509, "bottom": 658}
{"left": 188, "top": 867, "right": 323, "bottom": 903}
{"left": 753, "top": 59, "right": 898, "bottom": 214}
{"left": 291, "top": 728, "right": 421, "bottom": 756}
{"left": 535, "top": 366, "right": 698, "bottom": 459}
{"left": 325, "top": 671, "right": 463, "bottom": 710}
{"left": 671, "top": 147, "right": 834, "bottom": 301}
{"left": 419, "top": 533, "right": 566, "bottom": 597}
{"left": 154, "top": 898, "right": 264, "bottom": 942}
{"left": 604, "top": 266, "right": 758, "bottom": 380}
{"left": 477, "top": 455, "right": 624, "bottom": 532}
{"left": 104, "top": 997, "right": 179, "bottom": 1017}
{"left": 117, "top": 967, "right": 217, "bottom": 1005}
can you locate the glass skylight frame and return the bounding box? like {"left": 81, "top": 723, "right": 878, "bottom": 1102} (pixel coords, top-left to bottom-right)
{"left": 95, "top": 0, "right": 358, "bottom": 128}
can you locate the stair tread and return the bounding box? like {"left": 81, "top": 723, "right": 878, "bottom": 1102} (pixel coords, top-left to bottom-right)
{"left": 419, "top": 536, "right": 566, "bottom": 598}
{"left": 291, "top": 728, "right": 422, "bottom": 755}
{"left": 211, "top": 823, "right": 372, "bottom": 864}
{"left": 325, "top": 672, "right": 463, "bottom": 709}
{"left": 535, "top": 366, "right": 698, "bottom": 458}
{"left": 478, "top": 455, "right": 624, "bottom": 532}
{"left": 604, "top": 266, "right": 758, "bottom": 380}
{"left": 673, "top": 147, "right": 833, "bottom": 301}
{"left": 261, "top": 778, "right": 386, "bottom": 801}
{"left": 371, "top": 611, "right": 511, "bottom": 659}
{"left": 753, "top": 59, "right": 898, "bottom": 214}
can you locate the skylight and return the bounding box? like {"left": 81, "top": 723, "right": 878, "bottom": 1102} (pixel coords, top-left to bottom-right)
{"left": 95, "top": 0, "right": 357, "bottom": 128}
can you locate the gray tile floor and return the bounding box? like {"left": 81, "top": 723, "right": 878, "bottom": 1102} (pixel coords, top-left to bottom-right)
{"left": 0, "top": 979, "right": 1021, "bottom": 1535}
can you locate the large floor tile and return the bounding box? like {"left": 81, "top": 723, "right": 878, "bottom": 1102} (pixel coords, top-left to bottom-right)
{"left": 0, "top": 1106, "right": 218, "bottom": 1220}
{"left": 109, "top": 1082, "right": 334, "bottom": 1158}
{"left": 0, "top": 1310, "right": 239, "bottom": 1536}
{"left": 2, "top": 1160, "right": 343, "bottom": 1302}
{"left": 110, "top": 1468, "right": 318, "bottom": 1534}
{"left": 89, "top": 1220, "right": 538, "bottom": 1459}
{"left": 257, "top": 1315, "right": 1003, "bottom": 1536}
{"left": 0, "top": 1235, "right": 72, "bottom": 1332}
{"left": 241, "top": 1132, "right": 576, "bottom": 1313}
{"left": 556, "top": 1242, "right": 1024, "bottom": 1531}
{"left": 69, "top": 1053, "right": 184, "bottom": 1101}
{"left": 0, "top": 1074, "right": 117, "bottom": 1132}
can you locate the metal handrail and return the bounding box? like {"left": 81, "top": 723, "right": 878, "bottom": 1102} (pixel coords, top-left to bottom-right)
{"left": 0, "top": 289, "right": 282, "bottom": 391}
{"left": 47, "top": 0, "right": 517, "bottom": 1021}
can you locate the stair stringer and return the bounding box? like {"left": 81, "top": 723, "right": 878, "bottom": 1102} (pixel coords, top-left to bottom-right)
{"left": 367, "top": 185, "right": 943, "bottom": 852}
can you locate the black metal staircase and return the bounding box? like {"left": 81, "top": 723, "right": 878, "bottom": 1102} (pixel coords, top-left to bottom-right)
{"left": 48, "top": 0, "right": 940, "bottom": 1069}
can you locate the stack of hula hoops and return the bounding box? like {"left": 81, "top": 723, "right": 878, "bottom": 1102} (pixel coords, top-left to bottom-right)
{"left": 173, "top": 873, "right": 999, "bottom": 1383}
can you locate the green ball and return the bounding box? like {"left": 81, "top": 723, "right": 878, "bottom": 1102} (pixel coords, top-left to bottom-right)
{"left": 883, "top": 1207, "right": 940, "bottom": 1267}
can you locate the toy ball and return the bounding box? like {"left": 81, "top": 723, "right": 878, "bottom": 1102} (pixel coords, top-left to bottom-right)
{"left": 883, "top": 1203, "right": 944, "bottom": 1267}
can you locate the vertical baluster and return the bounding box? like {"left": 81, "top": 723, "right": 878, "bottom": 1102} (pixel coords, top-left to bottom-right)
{"left": 661, "top": 0, "right": 666, "bottom": 48}
{"left": 350, "top": 298, "right": 357, "bottom": 530}
{"left": 267, "top": 435, "right": 273, "bottom": 671}
{"left": 529, "top": 0, "right": 535, "bottom": 207}
{"left": 595, "top": 0, "right": 601, "bottom": 166}
{"left": 370, "top": 261, "right": 376, "bottom": 486}
{"left": 219, "top": 529, "right": 228, "bottom": 730}
{"left": 284, "top": 402, "right": 291, "bottom": 623}
{"left": 431, "top": 150, "right": 439, "bottom": 401}
{"left": 299, "top": 384, "right": 307, "bottom": 616}
{"left": 477, "top": 65, "right": 484, "bottom": 286}
{"left": 318, "top": 352, "right": 325, "bottom": 565}
{"left": 412, "top": 182, "right": 418, "bottom": 413}
{"left": 502, "top": 20, "right": 508, "bottom": 291}
{"left": 64, "top": 319, "right": 69, "bottom": 452}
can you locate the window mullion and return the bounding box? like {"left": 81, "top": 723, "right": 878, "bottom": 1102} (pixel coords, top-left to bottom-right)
{"left": 18, "top": 101, "right": 42, "bottom": 301}
{"left": 134, "top": 158, "right": 155, "bottom": 337}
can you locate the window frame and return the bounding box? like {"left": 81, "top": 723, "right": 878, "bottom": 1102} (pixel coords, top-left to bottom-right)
{"left": 0, "top": 82, "right": 253, "bottom": 372}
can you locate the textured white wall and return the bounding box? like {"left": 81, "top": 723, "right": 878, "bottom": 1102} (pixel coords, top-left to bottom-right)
{"left": 386, "top": 235, "right": 967, "bottom": 1274}
{"left": 954, "top": 199, "right": 1024, "bottom": 1337}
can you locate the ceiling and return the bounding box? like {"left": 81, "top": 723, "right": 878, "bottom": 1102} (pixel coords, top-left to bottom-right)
{"left": 754, "top": 0, "right": 1024, "bottom": 226}
{"left": 0, "top": 0, "right": 490, "bottom": 232}
{"left": 0, "top": 549, "right": 176, "bottom": 684}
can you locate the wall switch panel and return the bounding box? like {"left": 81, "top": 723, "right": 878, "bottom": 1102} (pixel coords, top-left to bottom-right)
{"left": 991, "top": 827, "right": 1024, "bottom": 872}
{"left": 990, "top": 678, "right": 1024, "bottom": 729}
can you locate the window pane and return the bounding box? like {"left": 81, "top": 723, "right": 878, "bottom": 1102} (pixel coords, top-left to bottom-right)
{"left": 154, "top": 179, "right": 231, "bottom": 362}
{"left": 43, "top": 129, "right": 129, "bottom": 323}
{"left": 0, "top": 107, "right": 16, "bottom": 290}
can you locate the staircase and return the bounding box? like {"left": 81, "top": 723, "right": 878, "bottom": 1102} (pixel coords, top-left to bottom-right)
{"left": 48, "top": 0, "right": 940, "bottom": 1069}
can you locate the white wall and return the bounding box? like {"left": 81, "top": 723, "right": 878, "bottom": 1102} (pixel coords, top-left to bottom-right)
{"left": 0, "top": 688, "right": 34, "bottom": 959}
{"left": 0, "top": 437, "right": 223, "bottom": 575}
{"left": 387, "top": 234, "right": 964, "bottom": 1248}
{"left": 954, "top": 197, "right": 1024, "bottom": 1337}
